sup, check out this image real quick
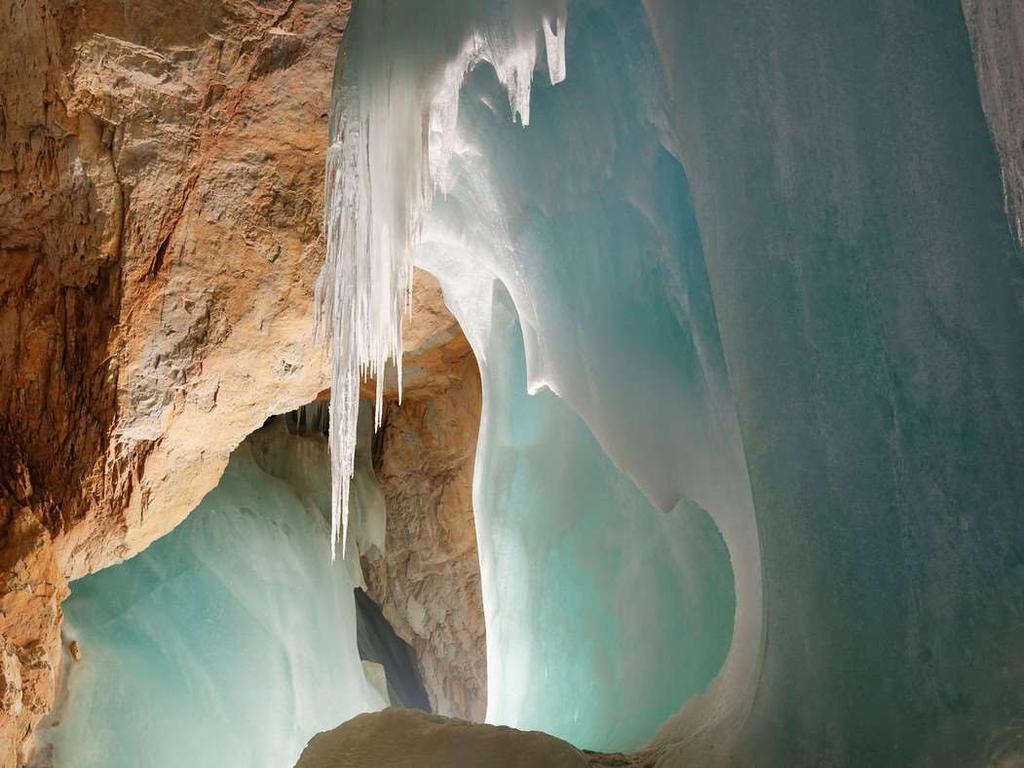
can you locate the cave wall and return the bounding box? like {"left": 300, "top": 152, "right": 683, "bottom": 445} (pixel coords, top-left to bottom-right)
{"left": 1, "top": 0, "right": 479, "bottom": 759}
{"left": 0, "top": 1, "right": 350, "bottom": 762}
{"left": 5, "top": 0, "right": 1024, "bottom": 765}
{"left": 1, "top": 3, "right": 123, "bottom": 756}
{"left": 360, "top": 272, "right": 487, "bottom": 722}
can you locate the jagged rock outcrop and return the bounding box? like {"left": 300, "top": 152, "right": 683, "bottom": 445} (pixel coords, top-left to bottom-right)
{"left": 1, "top": 1, "right": 350, "bottom": 762}
{"left": 360, "top": 272, "right": 487, "bottom": 722}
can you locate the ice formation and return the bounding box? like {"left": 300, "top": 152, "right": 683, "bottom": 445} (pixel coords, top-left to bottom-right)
{"left": 315, "top": 0, "right": 568, "bottom": 556}
{"left": 472, "top": 286, "right": 735, "bottom": 750}
{"left": 640, "top": 1, "right": 1024, "bottom": 764}
{"left": 19, "top": 0, "right": 1022, "bottom": 764}
{"left": 315, "top": 0, "right": 1024, "bottom": 762}
{"left": 41, "top": 419, "right": 384, "bottom": 768}
{"left": 322, "top": 0, "right": 760, "bottom": 753}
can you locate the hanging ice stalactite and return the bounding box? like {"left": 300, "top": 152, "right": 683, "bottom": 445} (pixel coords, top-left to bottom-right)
{"left": 315, "top": 0, "right": 568, "bottom": 557}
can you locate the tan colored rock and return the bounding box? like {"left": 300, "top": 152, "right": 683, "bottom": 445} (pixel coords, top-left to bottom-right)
{"left": 295, "top": 709, "right": 590, "bottom": 768}
{"left": 62, "top": 0, "right": 354, "bottom": 579}
{"left": 294, "top": 709, "right": 655, "bottom": 768}
{"left": 2, "top": 0, "right": 483, "bottom": 760}
{"left": 1, "top": 1, "right": 350, "bottom": 762}
{"left": 0, "top": 507, "right": 66, "bottom": 767}
{"left": 354, "top": 272, "right": 488, "bottom": 722}
{"left": 360, "top": 318, "right": 487, "bottom": 722}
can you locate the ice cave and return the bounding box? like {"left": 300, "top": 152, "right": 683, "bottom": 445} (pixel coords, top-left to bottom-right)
{"left": 1, "top": 1, "right": 1024, "bottom": 767}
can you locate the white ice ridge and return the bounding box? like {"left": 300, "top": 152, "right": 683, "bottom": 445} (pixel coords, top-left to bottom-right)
{"left": 315, "top": 0, "right": 569, "bottom": 557}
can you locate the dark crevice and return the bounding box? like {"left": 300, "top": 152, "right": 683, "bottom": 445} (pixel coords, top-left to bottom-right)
{"left": 353, "top": 587, "right": 431, "bottom": 712}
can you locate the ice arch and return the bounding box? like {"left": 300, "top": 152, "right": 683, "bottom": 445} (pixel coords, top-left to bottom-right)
{"left": 470, "top": 284, "right": 736, "bottom": 751}
{"left": 322, "top": 0, "right": 764, "bottom": 755}
{"left": 321, "top": 0, "right": 1024, "bottom": 764}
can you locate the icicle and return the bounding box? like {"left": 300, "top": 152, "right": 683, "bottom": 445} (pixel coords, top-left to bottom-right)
{"left": 543, "top": 10, "right": 568, "bottom": 86}
{"left": 493, "top": 43, "right": 540, "bottom": 125}
{"left": 316, "top": 0, "right": 570, "bottom": 558}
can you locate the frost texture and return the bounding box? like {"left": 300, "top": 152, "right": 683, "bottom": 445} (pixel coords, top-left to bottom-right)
{"left": 315, "top": 0, "right": 568, "bottom": 556}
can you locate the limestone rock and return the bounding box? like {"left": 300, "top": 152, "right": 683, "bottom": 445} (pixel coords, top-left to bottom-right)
{"left": 294, "top": 709, "right": 656, "bottom": 768}
{"left": 362, "top": 317, "right": 488, "bottom": 721}
{"left": 295, "top": 709, "right": 590, "bottom": 768}
{"left": 0, "top": 508, "right": 65, "bottom": 767}
{"left": 2, "top": 0, "right": 483, "bottom": 759}
{"left": 1, "top": 1, "right": 350, "bottom": 762}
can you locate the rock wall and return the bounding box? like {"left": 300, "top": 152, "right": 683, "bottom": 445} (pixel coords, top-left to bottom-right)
{"left": 5, "top": 0, "right": 1024, "bottom": 764}
{"left": 0, "top": 2, "right": 485, "bottom": 749}
{"left": 360, "top": 272, "right": 488, "bottom": 722}
{"left": 294, "top": 709, "right": 654, "bottom": 768}
{"left": 1, "top": 1, "right": 350, "bottom": 762}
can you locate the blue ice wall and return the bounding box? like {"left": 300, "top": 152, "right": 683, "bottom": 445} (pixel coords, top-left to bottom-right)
{"left": 403, "top": 0, "right": 759, "bottom": 754}
{"left": 43, "top": 422, "right": 381, "bottom": 768}
{"left": 332, "top": 0, "right": 1024, "bottom": 762}
{"left": 643, "top": 1, "right": 1024, "bottom": 765}
{"left": 474, "top": 286, "right": 734, "bottom": 752}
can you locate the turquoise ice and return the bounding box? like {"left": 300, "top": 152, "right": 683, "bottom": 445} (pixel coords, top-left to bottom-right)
{"left": 44, "top": 422, "right": 381, "bottom": 768}
{"left": 328, "top": 0, "right": 1024, "bottom": 763}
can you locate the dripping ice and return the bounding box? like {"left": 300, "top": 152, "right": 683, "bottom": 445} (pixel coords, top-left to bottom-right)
{"left": 315, "top": 1, "right": 569, "bottom": 557}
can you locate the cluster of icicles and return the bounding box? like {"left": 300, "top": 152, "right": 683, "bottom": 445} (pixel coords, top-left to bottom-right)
{"left": 315, "top": 0, "right": 569, "bottom": 556}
